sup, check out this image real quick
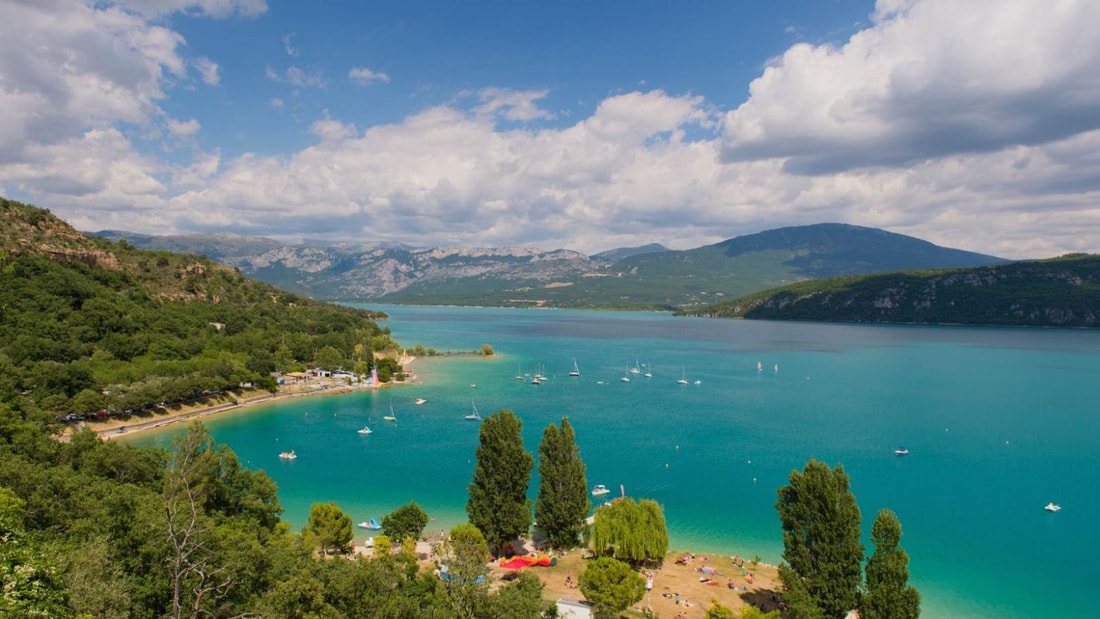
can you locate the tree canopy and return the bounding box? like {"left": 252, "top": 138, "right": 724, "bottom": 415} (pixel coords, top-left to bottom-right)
{"left": 589, "top": 497, "right": 669, "bottom": 566}
{"left": 862, "top": 509, "right": 920, "bottom": 619}
{"left": 579, "top": 556, "right": 645, "bottom": 619}
{"left": 776, "top": 459, "right": 863, "bottom": 619}
{"left": 381, "top": 500, "right": 429, "bottom": 544}
{"left": 534, "top": 417, "right": 589, "bottom": 549}
{"left": 466, "top": 409, "right": 534, "bottom": 553}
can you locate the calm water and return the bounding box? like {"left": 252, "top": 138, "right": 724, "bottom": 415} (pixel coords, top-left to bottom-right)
{"left": 130, "top": 306, "right": 1100, "bottom": 618}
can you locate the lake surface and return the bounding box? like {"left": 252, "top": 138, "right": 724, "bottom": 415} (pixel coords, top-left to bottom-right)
{"left": 130, "top": 305, "right": 1100, "bottom": 618}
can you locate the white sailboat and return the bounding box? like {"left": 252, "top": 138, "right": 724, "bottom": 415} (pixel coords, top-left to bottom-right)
{"left": 620, "top": 367, "right": 631, "bottom": 383}
{"left": 677, "top": 366, "right": 689, "bottom": 385}
{"left": 465, "top": 401, "right": 482, "bottom": 421}
{"left": 568, "top": 358, "right": 581, "bottom": 377}
{"left": 357, "top": 425, "right": 373, "bottom": 435}
{"left": 629, "top": 359, "right": 641, "bottom": 375}
{"left": 644, "top": 362, "right": 652, "bottom": 379}
{"left": 383, "top": 400, "right": 397, "bottom": 422}
{"left": 514, "top": 364, "right": 525, "bottom": 381}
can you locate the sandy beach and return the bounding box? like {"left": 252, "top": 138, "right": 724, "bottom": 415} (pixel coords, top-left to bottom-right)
{"left": 76, "top": 377, "right": 377, "bottom": 441}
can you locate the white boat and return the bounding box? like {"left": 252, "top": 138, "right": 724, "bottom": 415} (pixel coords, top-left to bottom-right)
{"left": 568, "top": 358, "right": 581, "bottom": 377}
{"left": 694, "top": 379, "right": 702, "bottom": 385}
{"left": 514, "top": 365, "right": 525, "bottom": 381}
{"left": 415, "top": 398, "right": 427, "bottom": 405}
{"left": 1045, "top": 502, "right": 1061, "bottom": 512}
{"left": 357, "top": 426, "right": 373, "bottom": 435}
{"left": 591, "top": 484, "right": 610, "bottom": 497}
{"left": 358, "top": 517, "right": 382, "bottom": 530}
{"left": 644, "top": 362, "right": 652, "bottom": 378}
{"left": 629, "top": 360, "right": 641, "bottom": 375}
{"left": 279, "top": 450, "right": 297, "bottom": 460}
{"left": 894, "top": 447, "right": 909, "bottom": 456}
{"left": 757, "top": 361, "right": 763, "bottom": 372}
{"left": 465, "top": 401, "right": 482, "bottom": 421}
{"left": 383, "top": 400, "right": 397, "bottom": 422}
{"left": 620, "top": 370, "right": 631, "bottom": 383}
{"left": 677, "top": 366, "right": 689, "bottom": 385}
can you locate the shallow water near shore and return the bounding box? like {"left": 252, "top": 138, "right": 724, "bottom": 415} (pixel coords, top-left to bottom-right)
{"left": 130, "top": 305, "right": 1100, "bottom": 618}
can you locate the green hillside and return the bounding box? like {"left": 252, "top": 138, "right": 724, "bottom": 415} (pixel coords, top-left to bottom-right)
{"left": 0, "top": 197, "right": 397, "bottom": 420}
{"left": 681, "top": 254, "right": 1100, "bottom": 328}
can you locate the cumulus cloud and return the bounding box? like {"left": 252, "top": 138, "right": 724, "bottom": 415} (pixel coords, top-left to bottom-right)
{"left": 4, "top": 0, "right": 1100, "bottom": 260}
{"left": 349, "top": 66, "right": 390, "bottom": 86}
{"left": 193, "top": 56, "right": 220, "bottom": 85}
{"left": 722, "top": 0, "right": 1100, "bottom": 174}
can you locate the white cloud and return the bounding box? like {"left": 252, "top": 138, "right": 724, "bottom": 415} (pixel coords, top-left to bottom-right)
{"left": 282, "top": 32, "right": 300, "bottom": 57}
{"left": 267, "top": 66, "right": 326, "bottom": 88}
{"left": 349, "top": 66, "right": 391, "bottom": 86}
{"left": 472, "top": 88, "right": 554, "bottom": 122}
{"left": 111, "top": 0, "right": 267, "bottom": 19}
{"left": 166, "top": 118, "right": 201, "bottom": 137}
{"left": 193, "top": 57, "right": 220, "bottom": 85}
{"left": 5, "top": 0, "right": 1100, "bottom": 260}
{"left": 722, "top": 0, "right": 1100, "bottom": 174}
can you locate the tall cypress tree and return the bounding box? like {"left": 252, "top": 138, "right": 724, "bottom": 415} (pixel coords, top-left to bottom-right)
{"left": 466, "top": 409, "right": 534, "bottom": 553}
{"left": 776, "top": 459, "right": 863, "bottom": 619}
{"left": 534, "top": 417, "right": 589, "bottom": 549}
{"left": 862, "top": 509, "right": 920, "bottom": 619}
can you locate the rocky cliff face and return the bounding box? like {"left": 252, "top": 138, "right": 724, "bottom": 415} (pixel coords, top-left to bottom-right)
{"left": 225, "top": 245, "right": 601, "bottom": 298}
{"left": 720, "top": 255, "right": 1100, "bottom": 327}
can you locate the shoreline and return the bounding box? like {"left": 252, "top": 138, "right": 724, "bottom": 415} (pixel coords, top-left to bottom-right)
{"left": 80, "top": 379, "right": 399, "bottom": 441}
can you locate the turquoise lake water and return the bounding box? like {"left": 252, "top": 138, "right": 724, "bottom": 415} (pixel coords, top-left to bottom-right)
{"left": 129, "top": 305, "right": 1100, "bottom": 618}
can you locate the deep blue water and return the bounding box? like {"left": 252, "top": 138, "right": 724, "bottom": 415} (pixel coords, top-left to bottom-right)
{"left": 130, "top": 306, "right": 1100, "bottom": 618}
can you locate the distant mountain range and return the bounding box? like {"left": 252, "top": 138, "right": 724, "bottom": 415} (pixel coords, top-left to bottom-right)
{"left": 680, "top": 254, "right": 1100, "bottom": 328}
{"left": 93, "top": 223, "right": 1007, "bottom": 309}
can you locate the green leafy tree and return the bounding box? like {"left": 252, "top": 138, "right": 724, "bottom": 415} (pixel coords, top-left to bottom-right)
{"left": 441, "top": 523, "right": 491, "bottom": 619}
{"left": 776, "top": 459, "right": 863, "bottom": 619}
{"left": 579, "top": 556, "right": 645, "bottom": 619}
{"left": 304, "top": 502, "right": 354, "bottom": 555}
{"left": 535, "top": 417, "right": 589, "bottom": 549}
{"left": 590, "top": 497, "right": 669, "bottom": 566}
{"left": 314, "top": 345, "right": 344, "bottom": 372}
{"left": 741, "top": 607, "right": 783, "bottom": 619}
{"left": 485, "top": 570, "right": 545, "bottom": 618}
{"left": 0, "top": 487, "right": 71, "bottom": 618}
{"left": 466, "top": 409, "right": 534, "bottom": 553}
{"left": 862, "top": 509, "right": 920, "bottom": 619}
{"left": 381, "top": 500, "right": 429, "bottom": 544}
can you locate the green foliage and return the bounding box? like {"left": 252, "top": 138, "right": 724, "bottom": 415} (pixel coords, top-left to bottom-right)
{"left": 579, "top": 556, "right": 645, "bottom": 618}
{"left": 484, "top": 570, "right": 545, "bottom": 618}
{"left": 776, "top": 459, "right": 863, "bottom": 619}
{"left": 466, "top": 409, "right": 534, "bottom": 553}
{"left": 740, "top": 606, "right": 783, "bottom": 619}
{"left": 305, "top": 502, "right": 354, "bottom": 555}
{"left": 589, "top": 497, "right": 669, "bottom": 566}
{"left": 381, "top": 500, "right": 429, "bottom": 543}
{"left": 705, "top": 600, "right": 737, "bottom": 619}
{"left": 441, "top": 524, "right": 491, "bottom": 619}
{"left": 535, "top": 417, "right": 589, "bottom": 549}
{"left": 862, "top": 509, "right": 920, "bottom": 619}
{"left": 684, "top": 254, "right": 1100, "bottom": 328}
{"left": 480, "top": 343, "right": 494, "bottom": 355}
{"left": 0, "top": 198, "right": 397, "bottom": 420}
{"left": 372, "top": 535, "right": 393, "bottom": 558}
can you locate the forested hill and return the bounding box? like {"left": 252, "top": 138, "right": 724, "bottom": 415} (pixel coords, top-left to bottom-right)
{"left": 0, "top": 196, "right": 397, "bottom": 421}
{"left": 680, "top": 254, "right": 1100, "bottom": 328}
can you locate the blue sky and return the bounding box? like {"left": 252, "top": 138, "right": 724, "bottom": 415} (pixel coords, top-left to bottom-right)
{"left": 3, "top": 0, "right": 1100, "bottom": 258}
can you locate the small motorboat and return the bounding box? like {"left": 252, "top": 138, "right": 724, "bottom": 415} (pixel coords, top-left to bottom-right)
{"left": 1045, "top": 502, "right": 1061, "bottom": 512}
{"left": 357, "top": 426, "right": 372, "bottom": 435}
{"left": 894, "top": 447, "right": 910, "bottom": 456}
{"left": 415, "top": 398, "right": 427, "bottom": 405}
{"left": 592, "top": 484, "right": 610, "bottom": 497}
{"left": 279, "top": 450, "right": 297, "bottom": 460}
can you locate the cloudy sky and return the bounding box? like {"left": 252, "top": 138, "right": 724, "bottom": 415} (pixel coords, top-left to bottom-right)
{"left": 2, "top": 0, "right": 1099, "bottom": 258}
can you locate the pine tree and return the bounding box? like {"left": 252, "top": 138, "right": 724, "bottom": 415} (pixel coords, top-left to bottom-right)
{"left": 862, "top": 509, "right": 920, "bottom": 619}
{"left": 775, "top": 459, "right": 863, "bottom": 619}
{"left": 466, "top": 409, "right": 534, "bottom": 553}
{"left": 534, "top": 417, "right": 589, "bottom": 549}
